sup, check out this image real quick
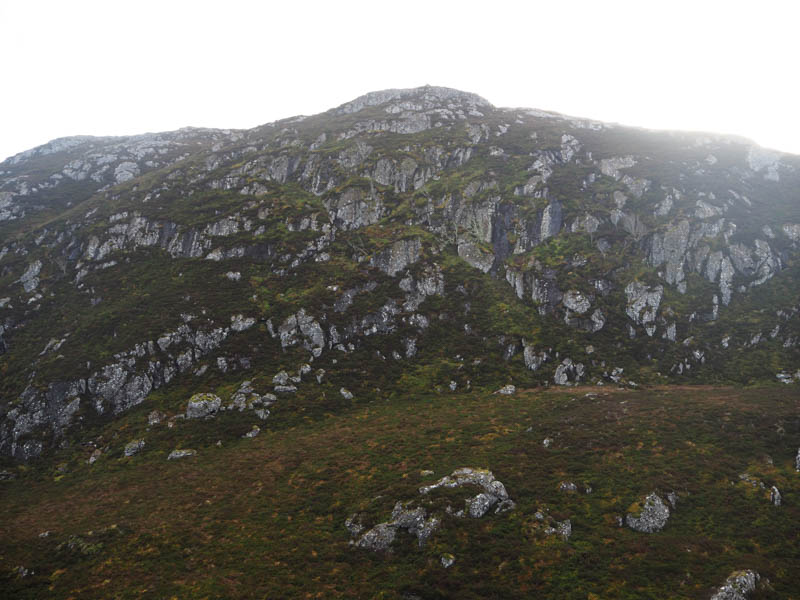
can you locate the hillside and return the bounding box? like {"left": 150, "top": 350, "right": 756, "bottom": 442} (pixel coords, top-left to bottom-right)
{"left": 1, "top": 85, "right": 799, "bottom": 598}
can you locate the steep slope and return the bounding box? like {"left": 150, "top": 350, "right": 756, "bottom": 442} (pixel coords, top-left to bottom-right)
{"left": 1, "top": 85, "right": 799, "bottom": 461}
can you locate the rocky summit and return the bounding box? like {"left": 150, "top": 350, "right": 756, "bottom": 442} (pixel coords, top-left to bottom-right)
{"left": 0, "top": 86, "right": 798, "bottom": 598}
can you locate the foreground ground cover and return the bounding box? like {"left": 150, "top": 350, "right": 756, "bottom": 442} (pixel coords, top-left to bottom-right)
{"left": 1, "top": 385, "right": 798, "bottom": 599}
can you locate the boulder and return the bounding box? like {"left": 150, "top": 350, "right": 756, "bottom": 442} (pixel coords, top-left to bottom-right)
{"left": 710, "top": 570, "right": 760, "bottom": 600}
{"left": 167, "top": 449, "right": 196, "bottom": 460}
{"left": 495, "top": 384, "right": 516, "bottom": 395}
{"left": 243, "top": 426, "right": 260, "bottom": 439}
{"left": 420, "top": 467, "right": 509, "bottom": 502}
{"left": 625, "top": 492, "right": 670, "bottom": 533}
{"left": 185, "top": 393, "right": 221, "bottom": 419}
{"left": 558, "top": 481, "right": 578, "bottom": 493}
{"left": 354, "top": 522, "right": 396, "bottom": 551}
{"left": 147, "top": 410, "right": 166, "bottom": 425}
{"left": 123, "top": 439, "right": 145, "bottom": 457}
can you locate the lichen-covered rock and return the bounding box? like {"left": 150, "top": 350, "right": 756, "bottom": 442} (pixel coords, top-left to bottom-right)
{"left": 625, "top": 492, "right": 670, "bottom": 533}
{"left": 354, "top": 522, "right": 397, "bottom": 551}
{"left": 420, "top": 467, "right": 509, "bottom": 501}
{"left": 167, "top": 449, "right": 196, "bottom": 460}
{"left": 769, "top": 485, "right": 781, "bottom": 506}
{"left": 440, "top": 553, "right": 455, "bottom": 568}
{"left": 390, "top": 502, "right": 440, "bottom": 547}
{"left": 710, "top": 570, "right": 760, "bottom": 600}
{"left": 340, "top": 387, "right": 354, "bottom": 400}
{"left": 185, "top": 393, "right": 221, "bottom": 419}
{"left": 495, "top": 384, "right": 515, "bottom": 395}
{"left": 123, "top": 439, "right": 145, "bottom": 457}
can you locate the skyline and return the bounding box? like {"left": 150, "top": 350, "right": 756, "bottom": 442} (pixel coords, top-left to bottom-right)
{"left": 2, "top": 0, "right": 799, "bottom": 161}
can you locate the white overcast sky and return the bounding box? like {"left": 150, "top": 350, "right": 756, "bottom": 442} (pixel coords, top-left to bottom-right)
{"left": 1, "top": 0, "right": 798, "bottom": 162}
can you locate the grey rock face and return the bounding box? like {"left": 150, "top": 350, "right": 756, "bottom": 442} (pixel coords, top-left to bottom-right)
{"left": 710, "top": 570, "right": 760, "bottom": 600}
{"left": 114, "top": 161, "right": 140, "bottom": 183}
{"left": 326, "top": 186, "right": 384, "bottom": 230}
{"left": 278, "top": 309, "right": 325, "bottom": 353}
{"left": 440, "top": 554, "right": 456, "bottom": 568}
{"left": 340, "top": 387, "right": 354, "bottom": 400}
{"left": 167, "top": 449, "right": 197, "bottom": 460}
{"left": 554, "top": 358, "right": 585, "bottom": 386}
{"left": 540, "top": 199, "right": 562, "bottom": 240}
{"left": 625, "top": 281, "right": 663, "bottom": 336}
{"left": 19, "top": 260, "right": 42, "bottom": 292}
{"left": 651, "top": 220, "right": 690, "bottom": 288}
{"left": 124, "top": 439, "right": 145, "bottom": 457}
{"left": 457, "top": 240, "right": 494, "bottom": 273}
{"left": 625, "top": 492, "right": 670, "bottom": 533}
{"left": 769, "top": 486, "right": 781, "bottom": 506}
{"left": 563, "top": 290, "right": 591, "bottom": 314}
{"left": 185, "top": 394, "right": 222, "bottom": 419}
{"left": 599, "top": 155, "right": 636, "bottom": 179}
{"left": 795, "top": 448, "right": 800, "bottom": 472}
{"left": 495, "top": 384, "right": 516, "bottom": 395}
{"left": 371, "top": 237, "right": 422, "bottom": 276}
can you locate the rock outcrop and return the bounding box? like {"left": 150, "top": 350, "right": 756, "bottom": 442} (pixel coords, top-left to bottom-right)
{"left": 351, "top": 467, "right": 514, "bottom": 553}
{"left": 709, "top": 570, "right": 760, "bottom": 600}
{"left": 625, "top": 492, "right": 670, "bottom": 533}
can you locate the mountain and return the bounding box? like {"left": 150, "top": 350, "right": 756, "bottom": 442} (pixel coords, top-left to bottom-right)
{"left": 1, "top": 86, "right": 799, "bottom": 598}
